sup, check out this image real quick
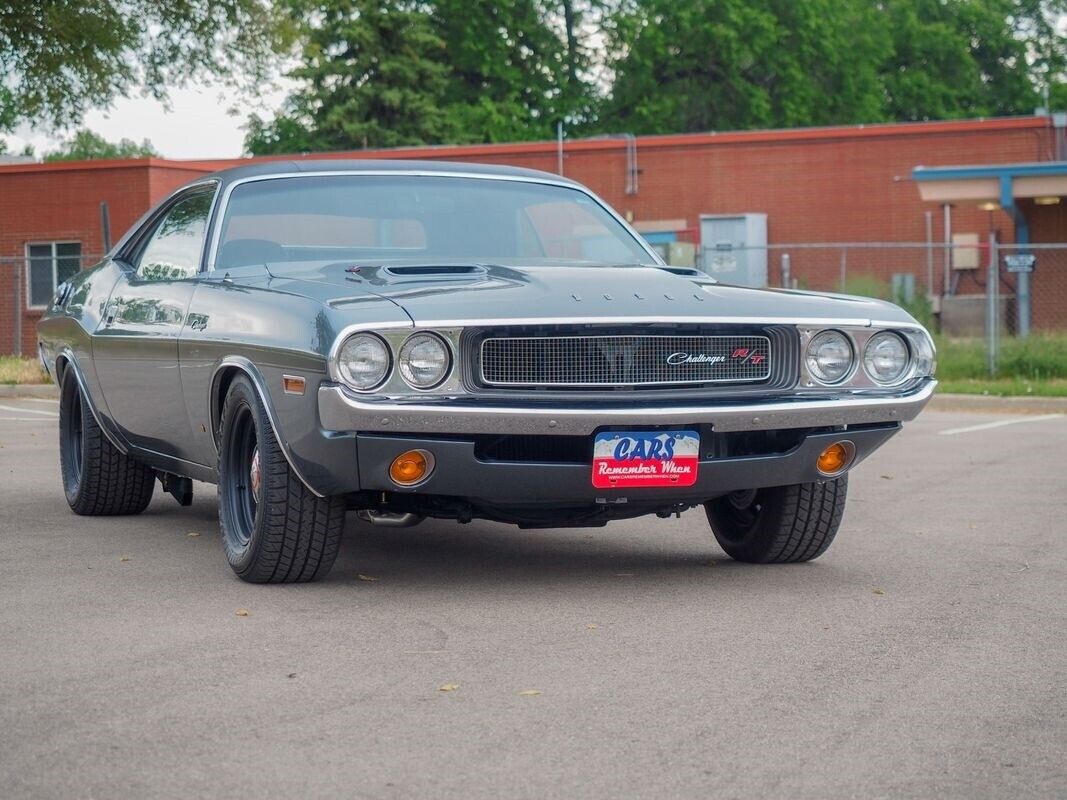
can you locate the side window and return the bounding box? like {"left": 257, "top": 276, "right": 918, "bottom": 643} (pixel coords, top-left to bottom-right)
{"left": 136, "top": 189, "right": 214, "bottom": 281}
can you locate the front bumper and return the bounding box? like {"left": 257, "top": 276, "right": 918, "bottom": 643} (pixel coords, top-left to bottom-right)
{"left": 318, "top": 379, "right": 936, "bottom": 436}
{"left": 353, "top": 425, "right": 900, "bottom": 503}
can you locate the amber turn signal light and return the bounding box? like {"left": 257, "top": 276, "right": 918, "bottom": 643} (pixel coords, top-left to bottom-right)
{"left": 389, "top": 449, "right": 434, "bottom": 486}
{"left": 816, "top": 441, "right": 855, "bottom": 476}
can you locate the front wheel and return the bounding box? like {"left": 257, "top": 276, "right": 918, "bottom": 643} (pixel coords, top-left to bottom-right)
{"left": 217, "top": 374, "right": 345, "bottom": 583}
{"left": 705, "top": 477, "right": 848, "bottom": 563}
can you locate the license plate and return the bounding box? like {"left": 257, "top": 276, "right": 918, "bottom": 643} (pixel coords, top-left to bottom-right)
{"left": 592, "top": 430, "right": 700, "bottom": 489}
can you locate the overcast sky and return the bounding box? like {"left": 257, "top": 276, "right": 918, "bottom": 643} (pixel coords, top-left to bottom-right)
{"left": 6, "top": 81, "right": 292, "bottom": 160}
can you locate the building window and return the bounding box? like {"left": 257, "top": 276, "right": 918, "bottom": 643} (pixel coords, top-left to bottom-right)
{"left": 26, "top": 242, "right": 82, "bottom": 309}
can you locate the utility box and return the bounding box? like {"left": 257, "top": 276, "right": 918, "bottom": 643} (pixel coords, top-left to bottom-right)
{"left": 699, "top": 213, "right": 768, "bottom": 287}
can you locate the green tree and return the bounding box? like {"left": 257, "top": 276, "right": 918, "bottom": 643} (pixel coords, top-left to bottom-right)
{"left": 881, "top": 0, "right": 1067, "bottom": 120}
{"left": 599, "top": 0, "right": 890, "bottom": 135}
{"left": 246, "top": 0, "right": 456, "bottom": 153}
{"left": 246, "top": 0, "right": 595, "bottom": 153}
{"left": 43, "top": 129, "right": 159, "bottom": 162}
{"left": 0, "top": 1, "right": 282, "bottom": 133}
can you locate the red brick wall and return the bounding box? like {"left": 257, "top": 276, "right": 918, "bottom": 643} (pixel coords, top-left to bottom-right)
{"left": 0, "top": 117, "right": 1061, "bottom": 354}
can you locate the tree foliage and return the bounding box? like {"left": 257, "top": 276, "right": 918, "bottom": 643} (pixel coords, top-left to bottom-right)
{"left": 43, "top": 129, "right": 159, "bottom": 162}
{"left": 0, "top": 1, "right": 282, "bottom": 133}
{"left": 245, "top": 0, "right": 598, "bottom": 153}
{"left": 601, "top": 0, "right": 1067, "bottom": 135}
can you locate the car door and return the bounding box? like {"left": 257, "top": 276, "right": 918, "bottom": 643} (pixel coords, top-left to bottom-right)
{"left": 93, "top": 183, "right": 217, "bottom": 461}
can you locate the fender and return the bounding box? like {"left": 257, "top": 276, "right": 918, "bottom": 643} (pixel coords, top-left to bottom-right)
{"left": 209, "top": 356, "right": 326, "bottom": 498}
{"left": 55, "top": 349, "right": 130, "bottom": 456}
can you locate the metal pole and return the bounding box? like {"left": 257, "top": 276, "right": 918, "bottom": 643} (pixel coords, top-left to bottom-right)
{"left": 924, "top": 211, "right": 934, "bottom": 297}
{"left": 947, "top": 203, "right": 956, "bottom": 298}
{"left": 557, "top": 120, "right": 564, "bottom": 176}
{"left": 780, "top": 253, "right": 791, "bottom": 288}
{"left": 987, "top": 232, "right": 998, "bottom": 377}
{"left": 839, "top": 248, "right": 847, "bottom": 292}
{"left": 100, "top": 202, "right": 112, "bottom": 253}
{"left": 13, "top": 260, "right": 22, "bottom": 357}
{"left": 1017, "top": 257, "right": 1031, "bottom": 339}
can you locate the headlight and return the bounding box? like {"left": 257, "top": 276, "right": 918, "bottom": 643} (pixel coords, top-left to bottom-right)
{"left": 398, "top": 332, "right": 451, "bottom": 389}
{"left": 337, "top": 333, "right": 391, "bottom": 391}
{"left": 805, "top": 330, "right": 854, "bottom": 384}
{"left": 864, "top": 331, "right": 910, "bottom": 384}
{"left": 910, "top": 331, "right": 936, "bottom": 377}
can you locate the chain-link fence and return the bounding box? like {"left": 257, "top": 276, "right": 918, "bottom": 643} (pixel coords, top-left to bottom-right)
{"left": 688, "top": 240, "right": 1067, "bottom": 377}
{"left": 4, "top": 242, "right": 1066, "bottom": 378}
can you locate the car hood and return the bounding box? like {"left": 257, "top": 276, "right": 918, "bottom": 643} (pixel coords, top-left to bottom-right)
{"left": 264, "top": 262, "right": 916, "bottom": 326}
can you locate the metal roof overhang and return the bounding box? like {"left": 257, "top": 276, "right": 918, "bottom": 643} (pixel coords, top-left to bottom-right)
{"left": 912, "top": 162, "right": 1067, "bottom": 203}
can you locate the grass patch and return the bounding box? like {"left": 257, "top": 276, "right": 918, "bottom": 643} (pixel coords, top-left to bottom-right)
{"left": 936, "top": 334, "right": 1067, "bottom": 381}
{"left": 0, "top": 356, "right": 49, "bottom": 385}
{"left": 938, "top": 378, "right": 1067, "bottom": 397}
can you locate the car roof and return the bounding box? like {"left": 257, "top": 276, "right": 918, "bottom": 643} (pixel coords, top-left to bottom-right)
{"left": 203, "top": 159, "right": 579, "bottom": 187}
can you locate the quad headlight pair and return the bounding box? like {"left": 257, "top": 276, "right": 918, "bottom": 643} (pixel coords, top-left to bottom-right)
{"left": 805, "top": 328, "right": 934, "bottom": 387}
{"left": 337, "top": 331, "right": 451, "bottom": 392}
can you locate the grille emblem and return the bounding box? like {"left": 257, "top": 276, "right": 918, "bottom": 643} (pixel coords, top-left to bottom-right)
{"left": 667, "top": 352, "right": 726, "bottom": 366}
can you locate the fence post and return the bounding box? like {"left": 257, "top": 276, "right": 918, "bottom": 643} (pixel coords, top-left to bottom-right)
{"left": 839, "top": 248, "right": 847, "bottom": 292}
{"left": 780, "top": 253, "right": 791, "bottom": 288}
{"left": 13, "top": 260, "right": 22, "bottom": 357}
{"left": 986, "top": 233, "right": 998, "bottom": 377}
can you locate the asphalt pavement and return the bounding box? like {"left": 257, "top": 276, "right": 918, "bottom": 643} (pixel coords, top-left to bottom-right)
{"left": 1, "top": 398, "right": 1065, "bottom": 799}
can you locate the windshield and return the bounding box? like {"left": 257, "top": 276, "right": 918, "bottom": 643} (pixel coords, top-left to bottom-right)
{"left": 214, "top": 174, "right": 657, "bottom": 270}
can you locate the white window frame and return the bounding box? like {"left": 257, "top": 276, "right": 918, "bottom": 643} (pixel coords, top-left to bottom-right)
{"left": 25, "top": 240, "right": 81, "bottom": 310}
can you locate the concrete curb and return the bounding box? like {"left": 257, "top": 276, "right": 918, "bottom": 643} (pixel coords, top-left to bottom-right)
{"left": 0, "top": 384, "right": 58, "bottom": 399}
{"left": 929, "top": 392, "right": 1067, "bottom": 414}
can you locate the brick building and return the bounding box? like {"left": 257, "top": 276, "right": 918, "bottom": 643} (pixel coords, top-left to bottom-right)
{"left": 2, "top": 114, "right": 1063, "bottom": 355}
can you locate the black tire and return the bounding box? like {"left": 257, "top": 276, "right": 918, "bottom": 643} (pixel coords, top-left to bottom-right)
{"left": 704, "top": 477, "right": 848, "bottom": 563}
{"left": 59, "top": 372, "right": 155, "bottom": 516}
{"left": 217, "top": 374, "right": 345, "bottom": 583}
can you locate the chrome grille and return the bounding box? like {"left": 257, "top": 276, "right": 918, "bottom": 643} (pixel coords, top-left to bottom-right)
{"left": 479, "top": 334, "right": 771, "bottom": 387}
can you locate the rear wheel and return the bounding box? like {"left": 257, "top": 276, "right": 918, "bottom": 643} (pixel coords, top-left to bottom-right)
{"left": 59, "top": 372, "right": 155, "bottom": 516}
{"left": 704, "top": 477, "right": 848, "bottom": 563}
{"left": 217, "top": 374, "right": 345, "bottom": 583}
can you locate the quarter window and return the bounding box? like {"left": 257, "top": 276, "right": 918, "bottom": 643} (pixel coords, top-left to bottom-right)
{"left": 26, "top": 242, "right": 81, "bottom": 308}
{"left": 136, "top": 189, "right": 214, "bottom": 280}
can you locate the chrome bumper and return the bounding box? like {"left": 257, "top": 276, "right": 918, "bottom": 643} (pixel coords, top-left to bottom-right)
{"left": 318, "top": 380, "right": 936, "bottom": 436}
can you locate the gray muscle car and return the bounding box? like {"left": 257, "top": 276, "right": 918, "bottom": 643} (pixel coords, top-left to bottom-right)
{"left": 37, "top": 161, "right": 936, "bottom": 582}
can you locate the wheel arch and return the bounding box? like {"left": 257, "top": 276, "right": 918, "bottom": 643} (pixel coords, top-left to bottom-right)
{"left": 209, "top": 356, "right": 326, "bottom": 498}
{"left": 55, "top": 349, "right": 130, "bottom": 455}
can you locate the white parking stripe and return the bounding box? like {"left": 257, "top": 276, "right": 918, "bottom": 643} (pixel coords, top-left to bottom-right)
{"left": 22, "top": 398, "right": 59, "bottom": 405}
{"left": 0, "top": 417, "right": 56, "bottom": 422}
{"left": 0, "top": 404, "right": 58, "bottom": 417}
{"left": 939, "top": 413, "right": 1064, "bottom": 436}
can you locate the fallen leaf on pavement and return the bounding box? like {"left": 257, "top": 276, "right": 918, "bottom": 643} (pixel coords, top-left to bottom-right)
{"left": 119, "top": 556, "right": 131, "bottom": 562}
{"left": 587, "top": 623, "right": 598, "bottom": 629}
{"left": 880, "top": 475, "right": 894, "bottom": 480}
{"left": 358, "top": 574, "right": 379, "bottom": 582}
{"left": 438, "top": 683, "right": 460, "bottom": 692}
{"left": 187, "top": 532, "right": 201, "bottom": 538}
{"left": 235, "top": 609, "right": 250, "bottom": 617}
{"left": 518, "top": 689, "right": 542, "bottom": 696}
{"left": 872, "top": 588, "right": 885, "bottom": 595}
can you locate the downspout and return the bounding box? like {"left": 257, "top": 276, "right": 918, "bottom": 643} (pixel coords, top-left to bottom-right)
{"left": 999, "top": 174, "right": 1031, "bottom": 338}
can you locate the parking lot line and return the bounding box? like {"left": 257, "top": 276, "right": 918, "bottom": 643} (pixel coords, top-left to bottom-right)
{"left": 938, "top": 413, "right": 1063, "bottom": 436}
{"left": 0, "top": 404, "right": 58, "bottom": 417}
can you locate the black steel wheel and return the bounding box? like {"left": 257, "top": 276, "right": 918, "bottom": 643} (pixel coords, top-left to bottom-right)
{"left": 58, "top": 371, "right": 155, "bottom": 516}
{"left": 217, "top": 374, "right": 345, "bottom": 583}
{"left": 704, "top": 477, "right": 848, "bottom": 563}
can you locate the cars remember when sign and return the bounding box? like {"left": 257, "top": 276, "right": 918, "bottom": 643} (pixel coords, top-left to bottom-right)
{"left": 592, "top": 431, "right": 700, "bottom": 489}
